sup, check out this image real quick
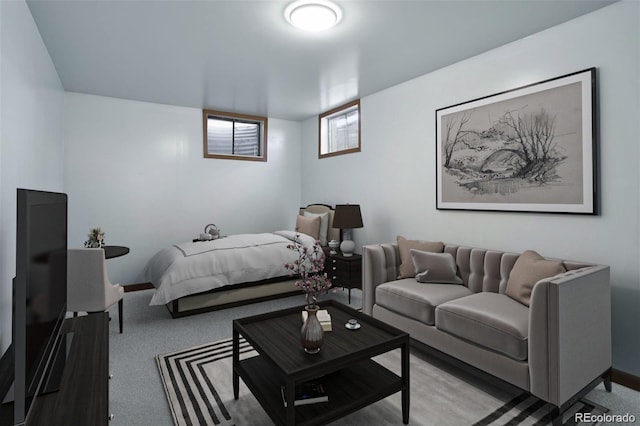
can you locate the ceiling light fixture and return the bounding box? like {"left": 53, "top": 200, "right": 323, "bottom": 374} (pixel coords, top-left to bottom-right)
{"left": 285, "top": 0, "right": 342, "bottom": 32}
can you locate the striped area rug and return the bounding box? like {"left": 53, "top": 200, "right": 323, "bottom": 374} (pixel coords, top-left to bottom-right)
{"left": 156, "top": 338, "right": 608, "bottom": 426}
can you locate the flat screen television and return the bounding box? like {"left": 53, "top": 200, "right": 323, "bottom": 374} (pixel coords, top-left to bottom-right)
{"left": 13, "top": 189, "right": 68, "bottom": 425}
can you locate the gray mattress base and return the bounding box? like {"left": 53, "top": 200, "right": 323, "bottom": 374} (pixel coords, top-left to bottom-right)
{"left": 167, "top": 278, "right": 300, "bottom": 317}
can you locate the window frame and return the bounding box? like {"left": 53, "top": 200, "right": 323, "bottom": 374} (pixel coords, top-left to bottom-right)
{"left": 203, "top": 109, "right": 268, "bottom": 162}
{"left": 318, "top": 99, "right": 361, "bottom": 159}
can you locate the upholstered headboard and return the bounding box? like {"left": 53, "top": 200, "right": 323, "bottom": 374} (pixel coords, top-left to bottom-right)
{"left": 299, "top": 204, "right": 340, "bottom": 245}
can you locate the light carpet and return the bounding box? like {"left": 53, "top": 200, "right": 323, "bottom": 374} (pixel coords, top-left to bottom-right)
{"left": 157, "top": 338, "right": 607, "bottom": 426}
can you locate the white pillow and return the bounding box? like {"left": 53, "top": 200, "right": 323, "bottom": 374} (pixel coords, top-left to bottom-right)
{"left": 304, "top": 211, "right": 329, "bottom": 245}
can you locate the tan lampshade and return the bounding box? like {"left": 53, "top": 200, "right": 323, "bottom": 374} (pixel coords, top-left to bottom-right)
{"left": 333, "top": 204, "right": 363, "bottom": 229}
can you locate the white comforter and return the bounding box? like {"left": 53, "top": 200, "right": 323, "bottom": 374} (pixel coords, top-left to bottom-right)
{"left": 145, "top": 231, "right": 317, "bottom": 305}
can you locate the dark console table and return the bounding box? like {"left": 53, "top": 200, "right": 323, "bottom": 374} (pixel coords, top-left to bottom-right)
{"left": 30, "top": 313, "right": 109, "bottom": 425}
{"left": 0, "top": 313, "right": 110, "bottom": 426}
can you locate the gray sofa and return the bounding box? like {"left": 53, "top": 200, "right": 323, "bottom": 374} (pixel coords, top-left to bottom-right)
{"left": 362, "top": 241, "right": 612, "bottom": 424}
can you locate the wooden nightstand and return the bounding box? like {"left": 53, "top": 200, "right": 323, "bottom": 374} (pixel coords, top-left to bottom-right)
{"left": 327, "top": 253, "right": 362, "bottom": 304}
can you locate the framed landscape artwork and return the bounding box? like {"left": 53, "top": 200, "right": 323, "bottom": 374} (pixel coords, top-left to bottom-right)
{"left": 436, "top": 68, "right": 597, "bottom": 214}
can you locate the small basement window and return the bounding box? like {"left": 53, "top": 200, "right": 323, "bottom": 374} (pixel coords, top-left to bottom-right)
{"left": 203, "top": 110, "right": 268, "bottom": 161}
{"left": 319, "top": 100, "right": 360, "bottom": 158}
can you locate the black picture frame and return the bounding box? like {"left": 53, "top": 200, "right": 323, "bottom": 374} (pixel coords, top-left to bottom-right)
{"left": 436, "top": 68, "right": 597, "bottom": 214}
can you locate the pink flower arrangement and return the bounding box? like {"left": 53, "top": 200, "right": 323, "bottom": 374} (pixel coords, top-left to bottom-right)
{"left": 284, "top": 235, "right": 332, "bottom": 307}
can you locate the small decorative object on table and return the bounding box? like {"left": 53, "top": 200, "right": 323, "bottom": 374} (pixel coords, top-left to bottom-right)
{"left": 302, "top": 309, "right": 332, "bottom": 331}
{"left": 328, "top": 239, "right": 340, "bottom": 255}
{"left": 84, "top": 227, "right": 105, "bottom": 248}
{"left": 300, "top": 306, "right": 324, "bottom": 354}
{"left": 285, "top": 235, "right": 333, "bottom": 354}
{"left": 345, "top": 318, "right": 361, "bottom": 330}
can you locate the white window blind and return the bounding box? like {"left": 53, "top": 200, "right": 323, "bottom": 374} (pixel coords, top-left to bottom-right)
{"left": 203, "top": 110, "right": 267, "bottom": 161}
{"left": 328, "top": 107, "right": 359, "bottom": 152}
{"left": 319, "top": 100, "right": 361, "bottom": 158}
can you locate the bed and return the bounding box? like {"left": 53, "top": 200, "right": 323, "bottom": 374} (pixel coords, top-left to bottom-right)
{"left": 144, "top": 204, "right": 340, "bottom": 318}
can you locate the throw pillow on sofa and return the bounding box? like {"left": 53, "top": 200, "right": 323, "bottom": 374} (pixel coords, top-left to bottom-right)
{"left": 397, "top": 236, "right": 444, "bottom": 279}
{"left": 410, "top": 250, "right": 463, "bottom": 284}
{"left": 505, "top": 250, "right": 566, "bottom": 306}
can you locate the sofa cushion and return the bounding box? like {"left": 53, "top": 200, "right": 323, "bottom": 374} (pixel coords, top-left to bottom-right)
{"left": 376, "top": 279, "right": 473, "bottom": 325}
{"left": 506, "top": 250, "right": 566, "bottom": 306}
{"left": 397, "top": 236, "right": 444, "bottom": 279}
{"left": 435, "top": 292, "right": 529, "bottom": 361}
{"left": 411, "top": 250, "right": 463, "bottom": 284}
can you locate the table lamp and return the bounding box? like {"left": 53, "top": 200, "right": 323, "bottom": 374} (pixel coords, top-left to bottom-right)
{"left": 332, "top": 204, "right": 363, "bottom": 257}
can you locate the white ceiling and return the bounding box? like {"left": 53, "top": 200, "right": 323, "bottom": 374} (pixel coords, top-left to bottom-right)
{"left": 26, "top": 0, "right": 615, "bottom": 121}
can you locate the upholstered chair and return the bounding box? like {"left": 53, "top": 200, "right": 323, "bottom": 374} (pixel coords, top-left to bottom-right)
{"left": 67, "top": 248, "right": 124, "bottom": 333}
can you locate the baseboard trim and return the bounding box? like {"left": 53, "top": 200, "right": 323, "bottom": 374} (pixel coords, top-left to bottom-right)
{"left": 123, "top": 282, "right": 154, "bottom": 292}
{"left": 612, "top": 368, "right": 640, "bottom": 391}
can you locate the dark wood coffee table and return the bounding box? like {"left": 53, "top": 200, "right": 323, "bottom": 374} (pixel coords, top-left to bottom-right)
{"left": 233, "top": 299, "right": 410, "bottom": 426}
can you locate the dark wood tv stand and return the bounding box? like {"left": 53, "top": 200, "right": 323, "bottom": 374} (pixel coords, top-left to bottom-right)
{"left": 1, "top": 313, "right": 109, "bottom": 426}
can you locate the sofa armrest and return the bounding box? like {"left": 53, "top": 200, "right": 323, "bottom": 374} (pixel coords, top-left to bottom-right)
{"left": 362, "top": 244, "right": 400, "bottom": 315}
{"left": 528, "top": 265, "right": 611, "bottom": 406}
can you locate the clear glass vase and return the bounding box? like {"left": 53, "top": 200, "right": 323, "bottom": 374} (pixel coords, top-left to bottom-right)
{"left": 301, "top": 305, "right": 324, "bottom": 354}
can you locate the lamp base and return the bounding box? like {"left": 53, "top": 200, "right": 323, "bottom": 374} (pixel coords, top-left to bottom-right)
{"left": 340, "top": 240, "right": 355, "bottom": 257}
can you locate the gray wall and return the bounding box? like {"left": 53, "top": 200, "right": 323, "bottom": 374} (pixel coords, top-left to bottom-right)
{"left": 300, "top": 1, "right": 640, "bottom": 376}
{"left": 63, "top": 93, "right": 303, "bottom": 285}
{"left": 0, "top": 0, "right": 65, "bottom": 353}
